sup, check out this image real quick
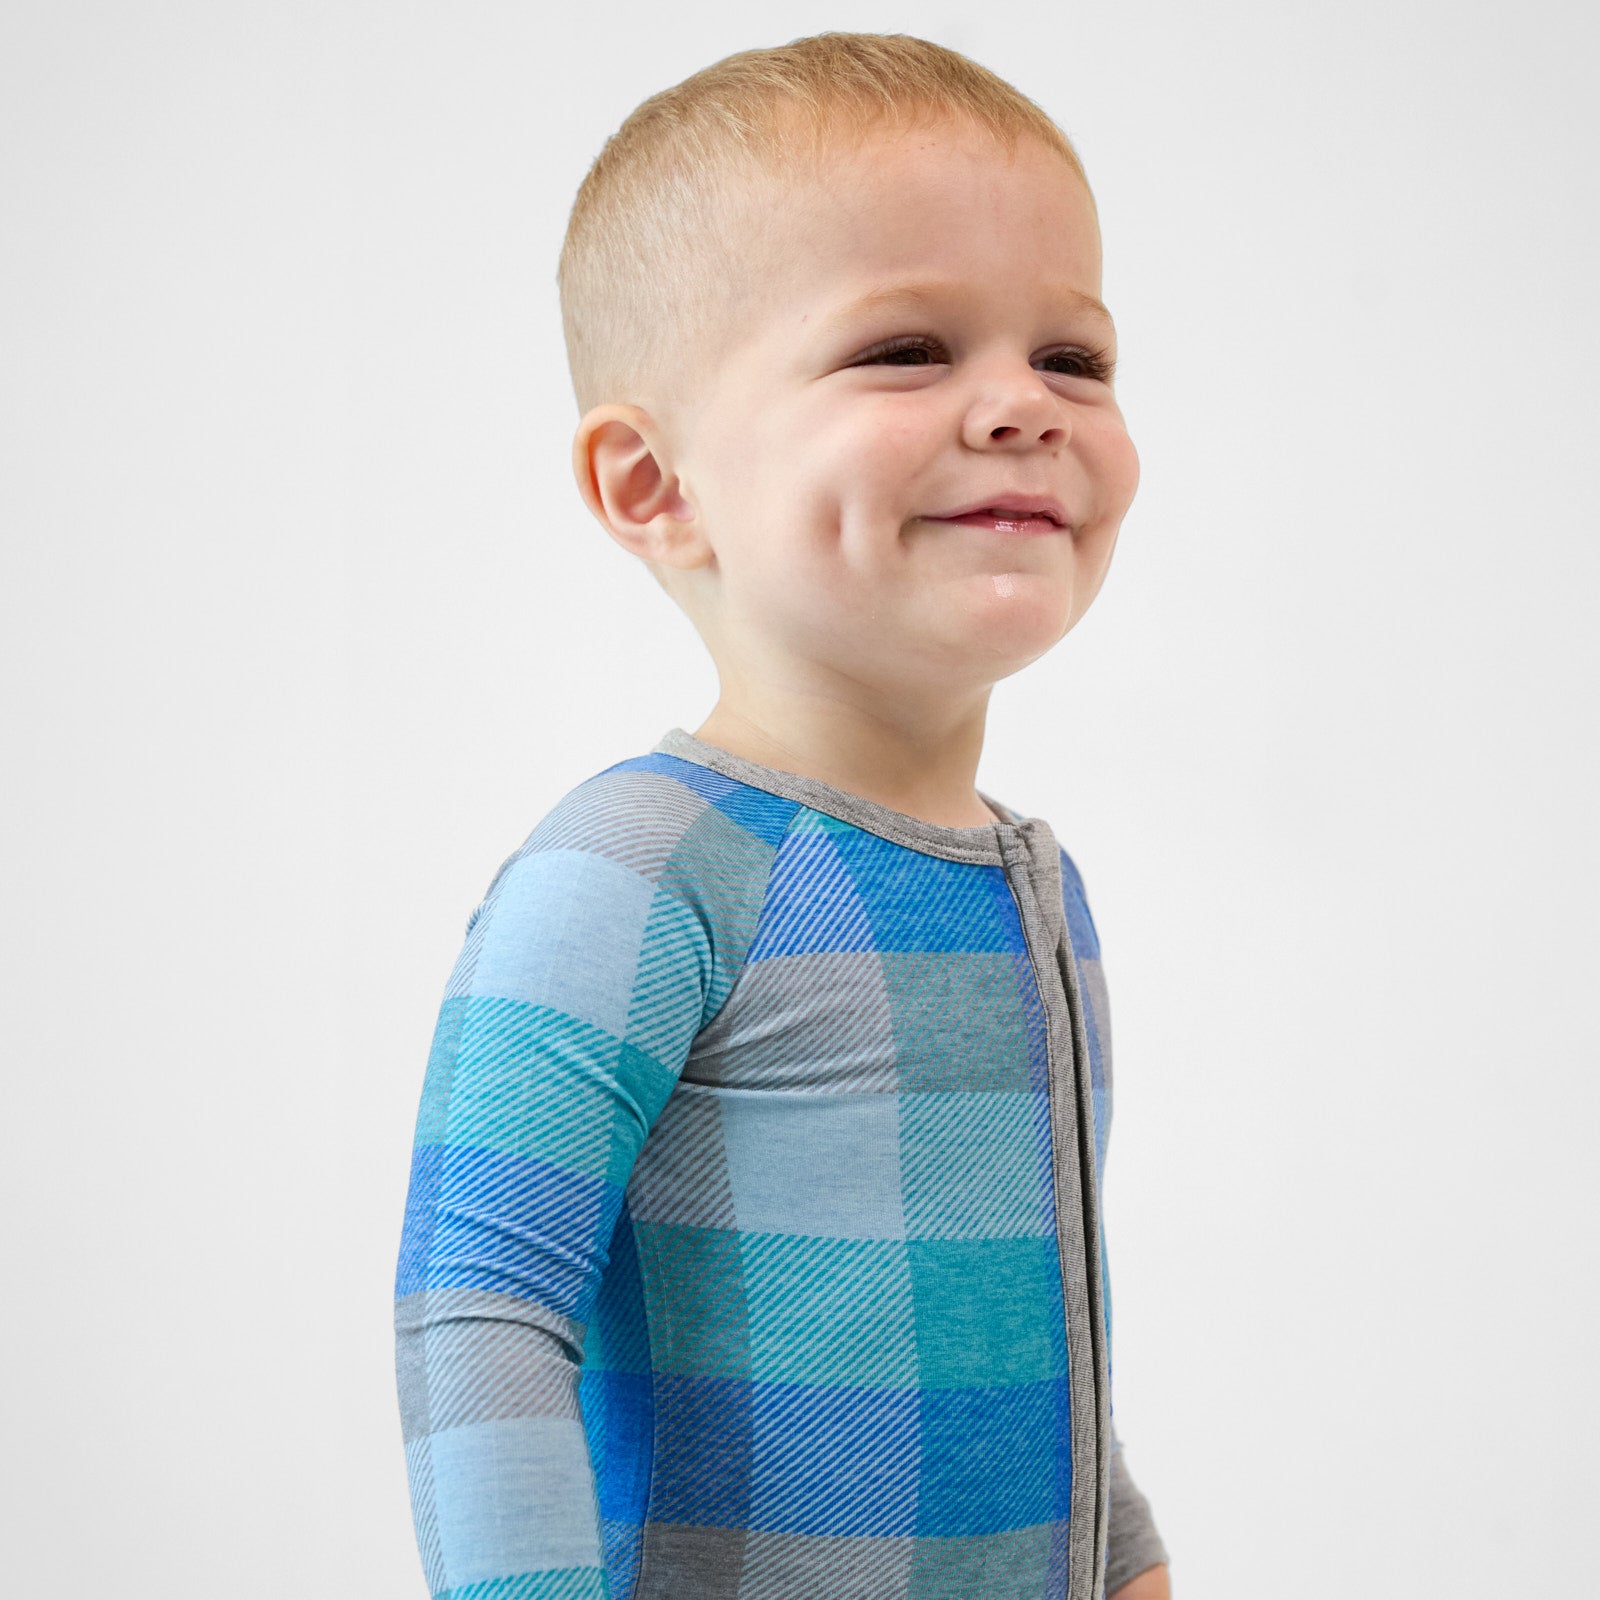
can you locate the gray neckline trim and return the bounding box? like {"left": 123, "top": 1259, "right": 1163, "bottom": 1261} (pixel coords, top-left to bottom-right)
{"left": 652, "top": 726, "right": 1044, "bottom": 866}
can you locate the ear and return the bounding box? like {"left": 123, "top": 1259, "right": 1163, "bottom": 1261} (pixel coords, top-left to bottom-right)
{"left": 571, "top": 404, "right": 709, "bottom": 569}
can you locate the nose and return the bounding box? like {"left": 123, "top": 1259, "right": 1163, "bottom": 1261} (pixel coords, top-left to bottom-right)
{"left": 961, "top": 368, "right": 1068, "bottom": 451}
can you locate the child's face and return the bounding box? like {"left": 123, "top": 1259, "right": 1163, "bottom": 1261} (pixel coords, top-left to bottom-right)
{"left": 663, "top": 122, "right": 1140, "bottom": 709}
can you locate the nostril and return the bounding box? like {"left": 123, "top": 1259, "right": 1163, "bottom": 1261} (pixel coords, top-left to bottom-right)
{"left": 989, "top": 425, "right": 1018, "bottom": 440}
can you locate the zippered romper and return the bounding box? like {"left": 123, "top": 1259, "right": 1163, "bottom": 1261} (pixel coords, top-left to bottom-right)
{"left": 395, "top": 726, "right": 1168, "bottom": 1600}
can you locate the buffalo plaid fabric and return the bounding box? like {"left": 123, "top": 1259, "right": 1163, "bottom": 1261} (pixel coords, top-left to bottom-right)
{"left": 395, "top": 728, "right": 1167, "bottom": 1600}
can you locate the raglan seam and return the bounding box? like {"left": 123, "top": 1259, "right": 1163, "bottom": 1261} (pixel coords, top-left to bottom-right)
{"left": 690, "top": 781, "right": 804, "bottom": 1038}
{"left": 698, "top": 801, "right": 802, "bottom": 1037}
{"left": 627, "top": 787, "right": 801, "bottom": 1600}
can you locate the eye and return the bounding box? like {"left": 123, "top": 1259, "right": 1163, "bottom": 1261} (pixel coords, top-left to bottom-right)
{"left": 1036, "top": 346, "right": 1117, "bottom": 383}
{"left": 852, "top": 335, "right": 951, "bottom": 367}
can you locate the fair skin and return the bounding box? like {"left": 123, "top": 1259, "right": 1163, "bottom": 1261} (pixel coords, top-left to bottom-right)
{"left": 1110, "top": 1565, "right": 1171, "bottom": 1600}
{"left": 573, "top": 118, "right": 1168, "bottom": 1599}
{"left": 573, "top": 118, "right": 1142, "bottom": 832}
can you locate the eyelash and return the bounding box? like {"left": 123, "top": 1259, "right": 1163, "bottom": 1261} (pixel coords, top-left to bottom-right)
{"left": 853, "top": 334, "right": 1116, "bottom": 384}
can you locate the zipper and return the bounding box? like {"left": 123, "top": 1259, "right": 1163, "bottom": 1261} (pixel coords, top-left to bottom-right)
{"left": 998, "top": 821, "right": 1109, "bottom": 1600}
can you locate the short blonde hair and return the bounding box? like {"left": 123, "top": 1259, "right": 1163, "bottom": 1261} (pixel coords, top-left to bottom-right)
{"left": 557, "top": 32, "right": 1091, "bottom": 414}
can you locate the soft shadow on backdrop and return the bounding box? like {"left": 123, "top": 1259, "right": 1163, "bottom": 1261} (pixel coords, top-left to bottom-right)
{"left": 3, "top": 2, "right": 1596, "bottom": 1595}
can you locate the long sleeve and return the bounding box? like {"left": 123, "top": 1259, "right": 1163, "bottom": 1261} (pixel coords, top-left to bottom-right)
{"left": 1101, "top": 1197, "right": 1169, "bottom": 1592}
{"left": 393, "top": 786, "right": 733, "bottom": 1599}
{"left": 1099, "top": 1195, "right": 1170, "bottom": 1592}
{"left": 1106, "top": 1440, "right": 1169, "bottom": 1594}
{"left": 1060, "top": 847, "right": 1170, "bottom": 1595}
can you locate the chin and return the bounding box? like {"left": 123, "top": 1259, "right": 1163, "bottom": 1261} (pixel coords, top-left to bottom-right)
{"left": 963, "top": 575, "right": 1078, "bottom": 652}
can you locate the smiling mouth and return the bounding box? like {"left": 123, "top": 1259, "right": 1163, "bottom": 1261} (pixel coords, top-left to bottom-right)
{"left": 927, "top": 507, "right": 1068, "bottom": 536}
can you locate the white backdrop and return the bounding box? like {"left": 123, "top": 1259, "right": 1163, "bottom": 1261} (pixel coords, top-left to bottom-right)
{"left": 4, "top": 2, "right": 1596, "bottom": 1595}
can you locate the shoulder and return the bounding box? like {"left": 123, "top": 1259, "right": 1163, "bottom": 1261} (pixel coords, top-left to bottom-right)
{"left": 474, "top": 749, "right": 798, "bottom": 911}
{"left": 1052, "top": 835, "right": 1103, "bottom": 962}
{"left": 454, "top": 750, "right": 800, "bottom": 1021}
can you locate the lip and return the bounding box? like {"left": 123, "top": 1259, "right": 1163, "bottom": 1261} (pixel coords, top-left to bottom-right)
{"left": 924, "top": 494, "right": 1071, "bottom": 534}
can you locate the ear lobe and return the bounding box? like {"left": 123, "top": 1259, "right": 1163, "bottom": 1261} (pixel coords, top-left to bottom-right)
{"left": 572, "top": 404, "right": 705, "bottom": 567}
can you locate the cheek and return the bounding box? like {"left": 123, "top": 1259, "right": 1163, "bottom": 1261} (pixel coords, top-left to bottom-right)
{"left": 1084, "top": 411, "right": 1141, "bottom": 514}
{"left": 705, "top": 393, "right": 943, "bottom": 575}
{"left": 811, "top": 398, "right": 942, "bottom": 517}
{"left": 860, "top": 395, "right": 943, "bottom": 464}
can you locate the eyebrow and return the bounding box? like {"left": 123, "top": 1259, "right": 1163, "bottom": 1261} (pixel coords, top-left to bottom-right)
{"left": 820, "top": 279, "right": 1118, "bottom": 340}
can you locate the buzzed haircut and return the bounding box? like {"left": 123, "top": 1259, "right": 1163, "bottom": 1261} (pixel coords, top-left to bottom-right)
{"left": 557, "top": 31, "right": 1091, "bottom": 415}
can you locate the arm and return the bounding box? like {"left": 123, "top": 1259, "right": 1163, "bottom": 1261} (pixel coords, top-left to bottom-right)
{"left": 1059, "top": 851, "right": 1172, "bottom": 1599}
{"left": 393, "top": 796, "right": 730, "bottom": 1597}
{"left": 1111, "top": 1562, "right": 1171, "bottom": 1600}
{"left": 1105, "top": 1436, "right": 1172, "bottom": 1597}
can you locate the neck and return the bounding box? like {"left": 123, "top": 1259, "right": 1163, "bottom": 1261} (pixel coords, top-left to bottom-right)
{"left": 691, "top": 693, "right": 998, "bottom": 829}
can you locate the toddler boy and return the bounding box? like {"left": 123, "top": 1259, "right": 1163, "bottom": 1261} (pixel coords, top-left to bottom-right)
{"left": 396, "top": 31, "right": 1171, "bottom": 1600}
